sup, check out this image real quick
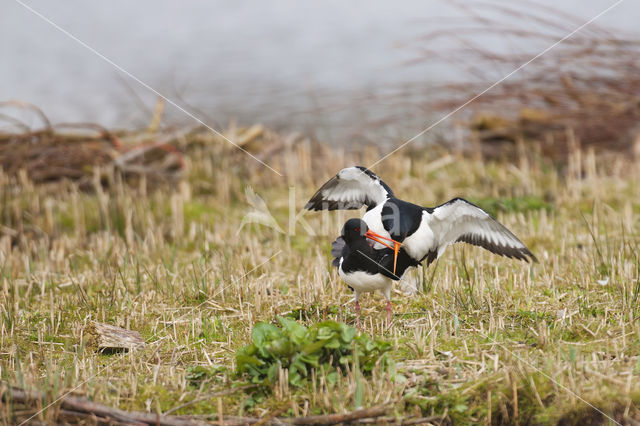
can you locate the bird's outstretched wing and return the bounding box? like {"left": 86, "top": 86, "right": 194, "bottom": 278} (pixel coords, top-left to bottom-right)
{"left": 305, "top": 166, "right": 393, "bottom": 211}
{"left": 330, "top": 236, "right": 347, "bottom": 267}
{"left": 427, "top": 198, "right": 538, "bottom": 262}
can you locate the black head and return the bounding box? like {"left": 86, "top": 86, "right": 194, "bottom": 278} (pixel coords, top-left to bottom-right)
{"left": 341, "top": 218, "right": 368, "bottom": 244}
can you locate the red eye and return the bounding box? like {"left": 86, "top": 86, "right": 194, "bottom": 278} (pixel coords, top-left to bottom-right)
{"left": 355, "top": 227, "right": 360, "bottom": 232}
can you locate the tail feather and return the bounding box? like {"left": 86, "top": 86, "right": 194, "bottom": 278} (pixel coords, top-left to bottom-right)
{"left": 331, "top": 236, "right": 348, "bottom": 267}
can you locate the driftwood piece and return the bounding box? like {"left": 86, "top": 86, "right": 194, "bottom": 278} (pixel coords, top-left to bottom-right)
{"left": 2, "top": 383, "right": 211, "bottom": 425}
{"left": 84, "top": 321, "right": 145, "bottom": 353}
{"left": 0, "top": 382, "right": 399, "bottom": 425}
{"left": 1, "top": 382, "right": 445, "bottom": 425}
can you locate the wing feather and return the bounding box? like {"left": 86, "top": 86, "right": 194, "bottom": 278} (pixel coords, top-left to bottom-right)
{"left": 330, "top": 236, "right": 347, "bottom": 267}
{"left": 305, "top": 166, "right": 393, "bottom": 211}
{"left": 428, "top": 198, "right": 537, "bottom": 262}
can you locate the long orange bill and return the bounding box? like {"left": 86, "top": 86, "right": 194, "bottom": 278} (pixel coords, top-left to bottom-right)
{"left": 364, "top": 230, "right": 402, "bottom": 276}
{"left": 392, "top": 241, "right": 400, "bottom": 275}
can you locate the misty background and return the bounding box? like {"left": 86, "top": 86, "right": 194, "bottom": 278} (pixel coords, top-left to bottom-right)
{"left": 1, "top": 0, "right": 636, "bottom": 144}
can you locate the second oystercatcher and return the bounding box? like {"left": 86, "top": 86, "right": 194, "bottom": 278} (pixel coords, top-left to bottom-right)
{"left": 332, "top": 218, "right": 416, "bottom": 327}
{"left": 308, "top": 166, "right": 538, "bottom": 275}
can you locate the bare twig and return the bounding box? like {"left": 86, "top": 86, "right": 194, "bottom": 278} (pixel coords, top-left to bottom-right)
{"left": 284, "top": 405, "right": 389, "bottom": 425}
{"left": 2, "top": 383, "right": 395, "bottom": 426}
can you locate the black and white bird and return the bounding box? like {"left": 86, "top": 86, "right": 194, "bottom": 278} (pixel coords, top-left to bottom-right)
{"left": 307, "top": 166, "right": 538, "bottom": 276}
{"left": 331, "top": 218, "right": 416, "bottom": 327}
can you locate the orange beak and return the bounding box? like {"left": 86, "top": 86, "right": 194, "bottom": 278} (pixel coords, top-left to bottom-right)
{"left": 364, "top": 230, "right": 402, "bottom": 276}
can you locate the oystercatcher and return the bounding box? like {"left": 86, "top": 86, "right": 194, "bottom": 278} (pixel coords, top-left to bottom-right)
{"left": 331, "top": 218, "right": 416, "bottom": 327}
{"left": 307, "top": 166, "right": 538, "bottom": 276}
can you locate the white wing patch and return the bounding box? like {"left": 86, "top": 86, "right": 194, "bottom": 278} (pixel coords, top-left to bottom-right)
{"left": 305, "top": 166, "right": 392, "bottom": 211}
{"left": 427, "top": 198, "right": 537, "bottom": 262}
{"left": 402, "top": 210, "right": 436, "bottom": 260}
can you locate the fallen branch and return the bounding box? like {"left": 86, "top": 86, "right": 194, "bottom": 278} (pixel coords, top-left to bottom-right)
{"left": 2, "top": 384, "right": 210, "bottom": 425}
{"left": 1, "top": 382, "right": 408, "bottom": 425}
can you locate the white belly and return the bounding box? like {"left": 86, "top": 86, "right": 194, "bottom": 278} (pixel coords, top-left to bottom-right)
{"left": 339, "top": 261, "right": 392, "bottom": 299}
{"left": 402, "top": 211, "right": 437, "bottom": 260}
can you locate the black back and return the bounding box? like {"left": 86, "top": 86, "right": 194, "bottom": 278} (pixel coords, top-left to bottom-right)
{"left": 381, "top": 197, "right": 431, "bottom": 242}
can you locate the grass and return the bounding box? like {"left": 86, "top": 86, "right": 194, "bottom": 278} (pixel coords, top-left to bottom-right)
{"left": 0, "top": 134, "right": 639, "bottom": 424}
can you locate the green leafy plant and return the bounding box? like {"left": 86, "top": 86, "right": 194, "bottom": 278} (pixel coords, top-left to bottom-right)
{"left": 236, "top": 317, "right": 392, "bottom": 388}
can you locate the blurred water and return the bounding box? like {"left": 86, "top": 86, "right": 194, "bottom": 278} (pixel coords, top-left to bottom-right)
{"left": 1, "top": 0, "right": 636, "bottom": 143}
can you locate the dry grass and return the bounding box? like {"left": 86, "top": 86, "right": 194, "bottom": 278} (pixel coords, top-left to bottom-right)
{"left": 377, "top": 2, "right": 640, "bottom": 163}
{"left": 0, "top": 125, "right": 640, "bottom": 424}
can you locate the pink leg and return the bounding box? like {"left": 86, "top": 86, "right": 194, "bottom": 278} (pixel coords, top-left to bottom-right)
{"left": 386, "top": 300, "right": 392, "bottom": 326}
{"left": 355, "top": 300, "right": 361, "bottom": 329}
